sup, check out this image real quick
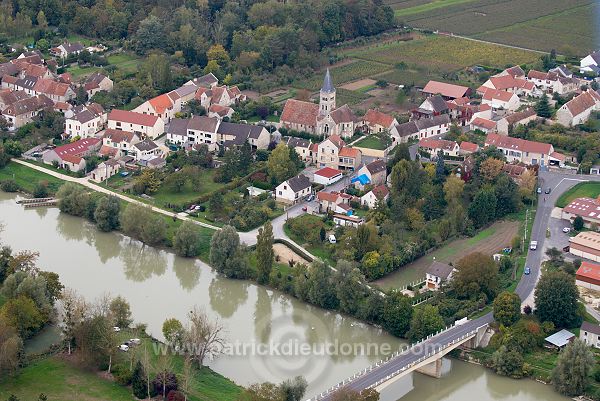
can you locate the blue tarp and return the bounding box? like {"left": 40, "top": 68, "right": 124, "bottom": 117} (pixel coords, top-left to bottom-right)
{"left": 351, "top": 174, "right": 370, "bottom": 186}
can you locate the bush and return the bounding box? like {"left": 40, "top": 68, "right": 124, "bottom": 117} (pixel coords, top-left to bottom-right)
{"left": 0, "top": 179, "right": 19, "bottom": 192}
{"left": 112, "top": 365, "right": 133, "bottom": 386}
{"left": 33, "top": 182, "right": 49, "bottom": 198}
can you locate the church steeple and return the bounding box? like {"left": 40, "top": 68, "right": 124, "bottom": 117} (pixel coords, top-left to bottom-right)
{"left": 319, "top": 69, "right": 336, "bottom": 114}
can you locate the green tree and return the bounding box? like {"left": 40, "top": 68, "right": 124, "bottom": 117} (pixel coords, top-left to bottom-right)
{"left": 452, "top": 252, "right": 499, "bottom": 300}
{"left": 306, "top": 261, "right": 339, "bottom": 310}
{"left": 109, "top": 296, "right": 132, "bottom": 329}
{"left": 536, "top": 94, "right": 552, "bottom": 118}
{"left": 334, "top": 260, "right": 365, "bottom": 315}
{"left": 573, "top": 215, "right": 584, "bottom": 231}
{"left": 534, "top": 271, "right": 580, "bottom": 328}
{"left": 209, "top": 191, "right": 224, "bottom": 216}
{"left": 407, "top": 304, "right": 445, "bottom": 342}
{"left": 140, "top": 214, "right": 167, "bottom": 246}
{"left": 382, "top": 290, "right": 413, "bottom": 337}
{"left": 256, "top": 222, "right": 274, "bottom": 285}
{"left": 209, "top": 225, "right": 240, "bottom": 274}
{"left": 552, "top": 339, "right": 595, "bottom": 396}
{"left": 239, "top": 140, "right": 253, "bottom": 175}
{"left": 94, "top": 196, "right": 120, "bottom": 232}
{"left": 279, "top": 376, "right": 308, "bottom": 401}
{"left": 131, "top": 360, "right": 148, "bottom": 399}
{"left": 491, "top": 345, "right": 525, "bottom": 378}
{"left": 173, "top": 221, "right": 202, "bottom": 257}
{"left": 162, "top": 318, "right": 184, "bottom": 347}
{"left": 0, "top": 296, "right": 44, "bottom": 337}
{"left": 267, "top": 142, "right": 294, "bottom": 183}
{"left": 32, "top": 182, "right": 48, "bottom": 198}
{"left": 56, "top": 183, "right": 90, "bottom": 217}
{"left": 493, "top": 291, "right": 521, "bottom": 327}
{"left": 468, "top": 187, "right": 497, "bottom": 228}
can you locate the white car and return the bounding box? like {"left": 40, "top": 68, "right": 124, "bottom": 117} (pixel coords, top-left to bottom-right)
{"left": 118, "top": 344, "right": 129, "bottom": 352}
{"left": 529, "top": 241, "right": 538, "bottom": 250}
{"left": 328, "top": 234, "right": 337, "bottom": 244}
{"left": 562, "top": 227, "right": 570, "bottom": 233}
{"left": 129, "top": 338, "right": 141, "bottom": 345}
{"left": 113, "top": 326, "right": 121, "bottom": 332}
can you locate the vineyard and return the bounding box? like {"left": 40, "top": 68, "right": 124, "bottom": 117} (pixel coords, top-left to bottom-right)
{"left": 290, "top": 60, "right": 391, "bottom": 91}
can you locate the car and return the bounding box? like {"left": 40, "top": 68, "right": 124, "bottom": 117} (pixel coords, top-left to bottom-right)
{"left": 563, "top": 245, "right": 570, "bottom": 252}
{"left": 118, "top": 344, "right": 129, "bottom": 352}
{"left": 529, "top": 241, "right": 538, "bottom": 250}
{"left": 502, "top": 247, "right": 512, "bottom": 254}
{"left": 113, "top": 326, "right": 121, "bottom": 332}
{"left": 544, "top": 188, "right": 551, "bottom": 194}
{"left": 194, "top": 205, "right": 202, "bottom": 210}
{"left": 328, "top": 234, "right": 337, "bottom": 244}
{"left": 536, "top": 187, "right": 542, "bottom": 194}
{"left": 306, "top": 194, "right": 314, "bottom": 202}
{"left": 302, "top": 206, "right": 308, "bottom": 212}
{"left": 524, "top": 267, "right": 531, "bottom": 275}
{"left": 129, "top": 338, "right": 141, "bottom": 345}
{"left": 562, "top": 227, "right": 570, "bottom": 233}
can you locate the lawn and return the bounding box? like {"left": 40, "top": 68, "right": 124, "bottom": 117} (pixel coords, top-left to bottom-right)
{"left": 352, "top": 136, "right": 387, "bottom": 150}
{"left": 152, "top": 170, "right": 224, "bottom": 208}
{"left": 0, "top": 161, "right": 65, "bottom": 195}
{"left": 107, "top": 53, "right": 143, "bottom": 74}
{"left": 284, "top": 215, "right": 336, "bottom": 264}
{"left": 555, "top": 182, "right": 600, "bottom": 208}
{"left": 0, "top": 357, "right": 134, "bottom": 401}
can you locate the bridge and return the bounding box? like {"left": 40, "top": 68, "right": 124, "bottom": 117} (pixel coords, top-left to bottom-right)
{"left": 307, "top": 315, "right": 492, "bottom": 401}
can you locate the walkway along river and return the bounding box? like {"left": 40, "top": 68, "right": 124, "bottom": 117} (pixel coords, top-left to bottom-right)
{"left": 0, "top": 192, "right": 567, "bottom": 401}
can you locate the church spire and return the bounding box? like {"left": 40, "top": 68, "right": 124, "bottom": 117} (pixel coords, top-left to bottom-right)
{"left": 321, "top": 68, "right": 335, "bottom": 94}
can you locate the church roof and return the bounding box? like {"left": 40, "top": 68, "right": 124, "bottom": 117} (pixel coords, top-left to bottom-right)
{"left": 321, "top": 69, "right": 335, "bottom": 94}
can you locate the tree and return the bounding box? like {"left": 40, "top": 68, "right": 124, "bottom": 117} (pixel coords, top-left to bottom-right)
{"left": 491, "top": 345, "right": 525, "bottom": 378}
{"left": 162, "top": 318, "right": 184, "bottom": 347}
{"left": 56, "top": 183, "right": 90, "bottom": 217}
{"left": 493, "top": 291, "right": 521, "bottom": 326}
{"left": 94, "top": 196, "right": 120, "bottom": 232}
{"left": 184, "top": 306, "right": 225, "bottom": 367}
{"left": 306, "top": 261, "right": 338, "bottom": 310}
{"left": 494, "top": 174, "right": 520, "bottom": 218}
{"left": 209, "top": 225, "right": 240, "bottom": 274}
{"left": 120, "top": 205, "right": 166, "bottom": 245}
{"left": 141, "top": 214, "right": 167, "bottom": 246}
{"left": 173, "top": 221, "right": 203, "bottom": 257}
{"left": 407, "top": 304, "right": 445, "bottom": 342}
{"left": 534, "top": 271, "right": 580, "bottom": 328}
{"left": 453, "top": 252, "right": 499, "bottom": 300}
{"left": 389, "top": 143, "right": 411, "bottom": 166}
{"left": 0, "top": 296, "right": 44, "bottom": 338}
{"left": 468, "top": 187, "right": 497, "bottom": 229}
{"left": 279, "top": 376, "right": 308, "bottom": 401}
{"left": 153, "top": 356, "right": 177, "bottom": 399}
{"left": 267, "top": 143, "right": 294, "bottom": 183}
{"left": 573, "top": 215, "right": 584, "bottom": 231}
{"left": 209, "top": 192, "right": 224, "bottom": 216}
{"left": 443, "top": 174, "right": 464, "bottom": 205}
{"left": 382, "top": 290, "right": 413, "bottom": 337}
{"left": 334, "top": 260, "right": 365, "bottom": 315}
{"left": 132, "top": 360, "right": 148, "bottom": 399}
{"left": 256, "top": 222, "right": 274, "bottom": 285}
{"left": 479, "top": 158, "right": 504, "bottom": 182}
{"left": 133, "top": 169, "right": 161, "bottom": 195}
{"left": 32, "top": 182, "right": 48, "bottom": 198}
{"left": 239, "top": 141, "right": 253, "bottom": 175}
{"left": 109, "top": 296, "right": 132, "bottom": 328}
{"left": 59, "top": 288, "right": 87, "bottom": 355}
{"left": 0, "top": 315, "right": 23, "bottom": 376}
{"left": 536, "top": 94, "right": 552, "bottom": 118}
{"left": 330, "top": 388, "right": 380, "bottom": 401}
{"left": 552, "top": 339, "right": 595, "bottom": 396}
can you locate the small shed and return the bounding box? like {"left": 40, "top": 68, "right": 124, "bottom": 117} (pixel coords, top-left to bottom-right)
{"left": 313, "top": 167, "right": 343, "bottom": 186}
{"left": 545, "top": 329, "right": 575, "bottom": 349}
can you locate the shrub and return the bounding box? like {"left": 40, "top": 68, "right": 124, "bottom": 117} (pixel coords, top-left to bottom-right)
{"left": 0, "top": 179, "right": 19, "bottom": 192}
{"left": 32, "top": 182, "right": 49, "bottom": 198}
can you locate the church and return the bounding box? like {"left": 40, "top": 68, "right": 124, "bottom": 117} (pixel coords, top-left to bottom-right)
{"left": 280, "top": 69, "right": 358, "bottom": 139}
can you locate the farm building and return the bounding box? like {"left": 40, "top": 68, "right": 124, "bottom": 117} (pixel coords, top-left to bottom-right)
{"left": 561, "top": 197, "right": 600, "bottom": 227}
{"left": 569, "top": 232, "right": 600, "bottom": 263}
{"left": 421, "top": 81, "right": 471, "bottom": 100}
{"left": 545, "top": 329, "right": 575, "bottom": 349}
{"left": 575, "top": 261, "right": 600, "bottom": 292}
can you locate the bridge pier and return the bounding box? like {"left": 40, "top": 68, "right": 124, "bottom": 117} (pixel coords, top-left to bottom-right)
{"left": 415, "top": 358, "right": 442, "bottom": 378}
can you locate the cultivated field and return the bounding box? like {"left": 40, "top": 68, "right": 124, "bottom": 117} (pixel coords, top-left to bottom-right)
{"left": 386, "top": 0, "right": 598, "bottom": 54}
{"left": 291, "top": 60, "right": 391, "bottom": 91}
{"left": 340, "top": 78, "right": 377, "bottom": 91}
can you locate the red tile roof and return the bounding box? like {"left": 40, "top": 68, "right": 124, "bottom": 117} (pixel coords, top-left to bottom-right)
{"left": 563, "top": 197, "right": 600, "bottom": 219}
{"left": 422, "top": 80, "right": 469, "bottom": 99}
{"left": 483, "top": 88, "right": 515, "bottom": 102}
{"left": 326, "top": 134, "right": 345, "bottom": 149}
{"left": 576, "top": 261, "right": 600, "bottom": 283}
{"left": 317, "top": 191, "right": 341, "bottom": 203}
{"left": 109, "top": 109, "right": 160, "bottom": 126}
{"left": 563, "top": 91, "right": 600, "bottom": 118}
{"left": 281, "top": 99, "right": 319, "bottom": 127}
{"left": 315, "top": 167, "right": 342, "bottom": 178}
{"left": 363, "top": 109, "right": 395, "bottom": 128}
{"left": 103, "top": 128, "right": 137, "bottom": 143}
{"left": 33, "top": 78, "right": 71, "bottom": 96}
{"left": 471, "top": 117, "right": 497, "bottom": 130}
{"left": 419, "top": 138, "right": 458, "bottom": 151}
{"left": 339, "top": 147, "right": 360, "bottom": 158}
{"left": 371, "top": 185, "right": 389, "bottom": 199}
{"left": 459, "top": 141, "right": 479, "bottom": 153}
{"left": 53, "top": 138, "right": 101, "bottom": 159}
{"left": 61, "top": 154, "right": 83, "bottom": 164}
{"left": 485, "top": 133, "right": 552, "bottom": 155}
{"left": 148, "top": 94, "right": 173, "bottom": 114}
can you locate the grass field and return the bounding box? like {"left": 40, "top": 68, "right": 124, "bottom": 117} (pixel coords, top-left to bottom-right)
{"left": 336, "top": 88, "right": 371, "bottom": 106}
{"left": 67, "top": 52, "right": 143, "bottom": 79}
{"left": 353, "top": 136, "right": 387, "bottom": 150}
{"left": 291, "top": 60, "right": 391, "bottom": 91}
{"left": 555, "top": 182, "right": 600, "bottom": 208}
{"left": 0, "top": 161, "right": 65, "bottom": 194}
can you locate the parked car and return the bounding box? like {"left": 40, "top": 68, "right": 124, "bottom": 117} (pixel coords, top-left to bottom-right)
{"left": 544, "top": 188, "right": 551, "bottom": 194}
{"left": 302, "top": 206, "right": 307, "bottom": 212}
{"left": 502, "top": 247, "right": 512, "bottom": 254}
{"left": 118, "top": 344, "right": 129, "bottom": 352}
{"left": 306, "top": 194, "right": 314, "bottom": 202}
{"left": 529, "top": 241, "right": 538, "bottom": 250}
{"left": 113, "top": 326, "right": 121, "bottom": 332}
{"left": 328, "top": 234, "right": 337, "bottom": 244}
{"left": 562, "top": 227, "right": 570, "bottom": 233}
{"left": 536, "top": 187, "right": 542, "bottom": 194}
{"left": 129, "top": 338, "right": 141, "bottom": 345}
{"left": 563, "top": 245, "right": 570, "bottom": 252}
{"left": 524, "top": 266, "right": 531, "bottom": 275}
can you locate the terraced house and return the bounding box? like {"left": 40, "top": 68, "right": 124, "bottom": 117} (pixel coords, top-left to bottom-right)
{"left": 2, "top": 95, "right": 53, "bottom": 129}
{"left": 484, "top": 133, "right": 565, "bottom": 167}
{"left": 316, "top": 134, "right": 362, "bottom": 171}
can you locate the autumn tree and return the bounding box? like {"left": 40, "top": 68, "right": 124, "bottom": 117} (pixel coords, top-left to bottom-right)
{"left": 163, "top": 318, "right": 184, "bottom": 348}
{"left": 479, "top": 158, "right": 504, "bottom": 182}
{"left": 443, "top": 174, "right": 464, "bottom": 205}
{"left": 0, "top": 315, "right": 22, "bottom": 376}
{"left": 256, "top": 222, "right": 274, "bottom": 285}
{"left": 493, "top": 291, "right": 521, "bottom": 326}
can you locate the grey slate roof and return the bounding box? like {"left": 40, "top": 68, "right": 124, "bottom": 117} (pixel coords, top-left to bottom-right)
{"left": 393, "top": 114, "right": 450, "bottom": 137}
{"left": 365, "top": 159, "right": 386, "bottom": 175}
{"left": 217, "top": 121, "right": 264, "bottom": 140}
{"left": 286, "top": 174, "right": 311, "bottom": 193}
{"left": 167, "top": 118, "right": 190, "bottom": 137}
{"left": 284, "top": 136, "right": 310, "bottom": 148}
{"left": 426, "top": 261, "right": 454, "bottom": 280}
{"left": 545, "top": 329, "right": 575, "bottom": 348}
{"left": 188, "top": 116, "right": 219, "bottom": 132}
{"left": 321, "top": 69, "right": 335, "bottom": 94}
{"left": 581, "top": 321, "right": 600, "bottom": 336}
{"left": 425, "top": 95, "right": 449, "bottom": 113}
{"left": 15, "top": 75, "right": 38, "bottom": 90}
{"left": 134, "top": 139, "right": 158, "bottom": 152}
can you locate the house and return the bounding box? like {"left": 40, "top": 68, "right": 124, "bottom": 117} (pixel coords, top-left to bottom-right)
{"left": 282, "top": 136, "right": 314, "bottom": 163}
{"left": 90, "top": 159, "right": 120, "bottom": 182}
{"left": 42, "top": 137, "right": 101, "bottom": 170}
{"left": 134, "top": 93, "right": 176, "bottom": 123}
{"left": 545, "top": 329, "right": 575, "bottom": 349}
{"left": 446, "top": 98, "right": 478, "bottom": 126}
{"left": 281, "top": 70, "right": 358, "bottom": 138}
{"left": 50, "top": 42, "right": 85, "bottom": 58}
{"left": 580, "top": 51, "right": 600, "bottom": 75}
{"left": 0, "top": 62, "right": 19, "bottom": 80}
{"left": 130, "top": 139, "right": 162, "bottom": 163}
{"left": 569, "top": 231, "right": 600, "bottom": 263}
{"left": 561, "top": 197, "right": 600, "bottom": 227}
{"left": 317, "top": 191, "right": 352, "bottom": 213}
{"left": 484, "top": 133, "right": 564, "bottom": 167}
{"left": 2, "top": 95, "right": 53, "bottom": 129}
{"left": 360, "top": 109, "right": 398, "bottom": 133}
{"left": 313, "top": 167, "right": 343, "bottom": 186}
{"left": 101, "top": 129, "right": 141, "bottom": 157}
{"left": 526, "top": 70, "right": 579, "bottom": 95}
{"left": 575, "top": 261, "right": 600, "bottom": 292}
{"left": 64, "top": 103, "right": 106, "bottom": 139}
{"left": 333, "top": 214, "right": 364, "bottom": 227}
{"left": 481, "top": 89, "right": 520, "bottom": 111}
{"left": 2, "top": 75, "right": 38, "bottom": 95}
{"left": 355, "top": 159, "right": 387, "bottom": 189}
{"left": 316, "top": 134, "right": 362, "bottom": 170}
{"left": 208, "top": 104, "right": 234, "bottom": 120}
{"left": 496, "top": 66, "right": 526, "bottom": 79}
{"left": 470, "top": 117, "right": 497, "bottom": 134}
{"left": 84, "top": 72, "right": 113, "bottom": 97}
{"left": 580, "top": 322, "right": 600, "bottom": 348}
{"left": 185, "top": 73, "right": 219, "bottom": 88}
{"left": 275, "top": 174, "right": 312, "bottom": 204}
{"left": 107, "top": 109, "right": 165, "bottom": 139}
{"left": 0, "top": 89, "right": 28, "bottom": 110}
{"left": 459, "top": 141, "right": 479, "bottom": 155}
{"left": 418, "top": 138, "right": 460, "bottom": 159}
{"left": 549, "top": 65, "right": 573, "bottom": 78}
{"left": 217, "top": 121, "right": 270, "bottom": 150}
{"left": 411, "top": 95, "right": 450, "bottom": 120}
{"left": 421, "top": 81, "right": 471, "bottom": 100}
{"left": 12, "top": 61, "right": 52, "bottom": 79}
{"left": 502, "top": 163, "right": 528, "bottom": 183}
{"left": 390, "top": 114, "right": 451, "bottom": 143}
{"left": 556, "top": 90, "right": 600, "bottom": 127}
{"left": 361, "top": 185, "right": 389, "bottom": 209}
{"left": 496, "top": 108, "right": 537, "bottom": 135}
{"left": 32, "top": 78, "right": 76, "bottom": 102}
{"left": 425, "top": 261, "right": 455, "bottom": 290}
{"left": 478, "top": 75, "right": 534, "bottom": 97}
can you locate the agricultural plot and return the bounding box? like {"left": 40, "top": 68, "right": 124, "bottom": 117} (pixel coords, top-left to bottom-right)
{"left": 291, "top": 60, "right": 391, "bottom": 91}
{"left": 336, "top": 88, "right": 371, "bottom": 106}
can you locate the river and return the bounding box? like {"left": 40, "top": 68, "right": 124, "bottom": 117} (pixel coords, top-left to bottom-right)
{"left": 0, "top": 192, "right": 567, "bottom": 400}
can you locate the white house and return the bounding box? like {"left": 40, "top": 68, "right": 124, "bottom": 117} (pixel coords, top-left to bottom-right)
{"left": 129, "top": 139, "right": 162, "bottom": 162}
{"left": 100, "top": 129, "right": 141, "bottom": 158}
{"left": 481, "top": 89, "right": 520, "bottom": 111}
{"left": 64, "top": 103, "right": 107, "bottom": 139}
{"left": 361, "top": 185, "right": 389, "bottom": 209}
{"left": 391, "top": 114, "right": 450, "bottom": 143}
{"left": 313, "top": 167, "right": 343, "bottom": 186}
{"left": 333, "top": 214, "right": 364, "bottom": 227}
{"left": 275, "top": 174, "right": 312, "bottom": 204}
{"left": 425, "top": 261, "right": 455, "bottom": 290}
{"left": 580, "top": 322, "right": 600, "bottom": 349}
{"left": 556, "top": 90, "right": 600, "bottom": 127}
{"left": 580, "top": 51, "right": 600, "bottom": 75}
{"left": 418, "top": 138, "right": 460, "bottom": 158}
{"left": 107, "top": 109, "right": 165, "bottom": 139}
{"left": 90, "top": 159, "right": 120, "bottom": 182}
